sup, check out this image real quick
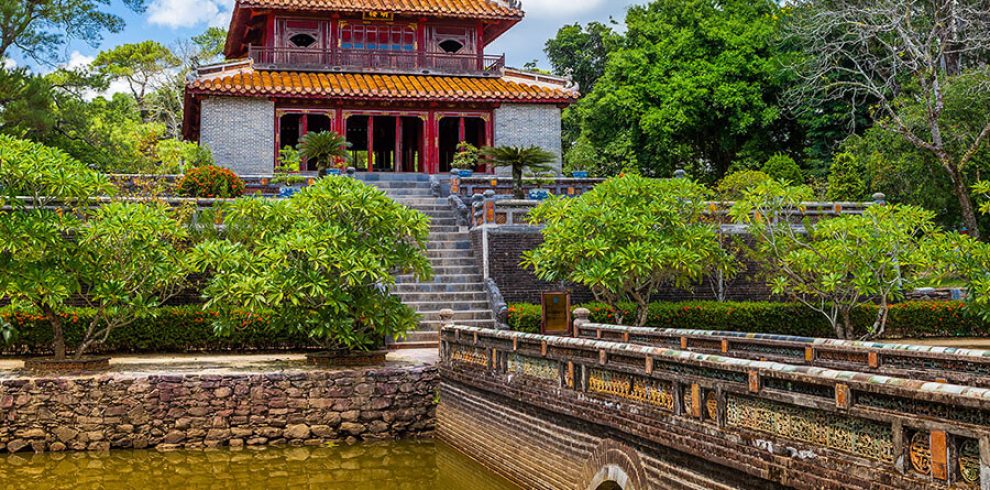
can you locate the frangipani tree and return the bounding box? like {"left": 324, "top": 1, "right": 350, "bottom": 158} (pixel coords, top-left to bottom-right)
{"left": 522, "top": 174, "right": 734, "bottom": 326}
{"left": 189, "top": 176, "right": 432, "bottom": 351}
{"left": 732, "top": 180, "right": 945, "bottom": 339}
{"left": 0, "top": 136, "right": 189, "bottom": 360}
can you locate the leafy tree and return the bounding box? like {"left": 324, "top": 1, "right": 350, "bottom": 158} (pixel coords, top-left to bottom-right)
{"left": 298, "top": 130, "right": 350, "bottom": 175}
{"left": 522, "top": 174, "right": 734, "bottom": 326}
{"left": 0, "top": 136, "right": 189, "bottom": 360}
{"left": 787, "top": 1, "right": 990, "bottom": 239}
{"left": 545, "top": 21, "right": 621, "bottom": 95}
{"left": 482, "top": 145, "right": 556, "bottom": 199}
{"left": 716, "top": 170, "right": 771, "bottom": 200}
{"left": 0, "top": 0, "right": 146, "bottom": 63}
{"left": 0, "top": 67, "right": 53, "bottom": 137}
{"left": 761, "top": 153, "right": 804, "bottom": 185}
{"left": 573, "top": 0, "right": 793, "bottom": 180}
{"left": 826, "top": 152, "right": 867, "bottom": 201}
{"left": 92, "top": 41, "right": 180, "bottom": 120}
{"left": 154, "top": 139, "right": 212, "bottom": 173}
{"left": 188, "top": 177, "right": 432, "bottom": 351}
{"left": 732, "top": 180, "right": 945, "bottom": 339}
{"left": 190, "top": 27, "right": 227, "bottom": 64}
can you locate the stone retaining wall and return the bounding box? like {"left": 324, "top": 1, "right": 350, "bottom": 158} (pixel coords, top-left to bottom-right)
{"left": 0, "top": 364, "right": 437, "bottom": 453}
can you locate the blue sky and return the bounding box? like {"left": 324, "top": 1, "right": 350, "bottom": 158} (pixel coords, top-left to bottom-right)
{"left": 8, "top": 0, "right": 643, "bottom": 72}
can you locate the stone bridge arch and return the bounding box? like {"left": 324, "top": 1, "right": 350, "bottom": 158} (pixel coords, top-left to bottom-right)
{"left": 581, "top": 440, "right": 648, "bottom": 490}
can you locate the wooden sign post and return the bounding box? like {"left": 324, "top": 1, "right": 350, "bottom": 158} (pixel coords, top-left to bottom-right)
{"left": 541, "top": 292, "right": 571, "bottom": 336}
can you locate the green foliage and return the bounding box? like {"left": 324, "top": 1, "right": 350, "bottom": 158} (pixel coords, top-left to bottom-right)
{"left": 298, "top": 130, "right": 351, "bottom": 174}
{"left": 0, "top": 137, "right": 189, "bottom": 359}
{"left": 92, "top": 41, "right": 180, "bottom": 118}
{"left": 572, "top": 0, "right": 792, "bottom": 180}
{"left": 545, "top": 21, "right": 621, "bottom": 95}
{"left": 761, "top": 153, "right": 804, "bottom": 185}
{"left": 507, "top": 301, "right": 986, "bottom": 339}
{"left": 154, "top": 139, "right": 213, "bottom": 173}
{"left": 481, "top": 145, "right": 557, "bottom": 198}
{"left": 716, "top": 170, "right": 771, "bottom": 199}
{"left": 188, "top": 177, "right": 433, "bottom": 350}
{"left": 825, "top": 152, "right": 868, "bottom": 201}
{"left": 191, "top": 27, "right": 228, "bottom": 64}
{"left": 0, "top": 307, "right": 321, "bottom": 355}
{"left": 732, "top": 180, "right": 948, "bottom": 338}
{"left": 277, "top": 145, "right": 302, "bottom": 173}
{"left": 0, "top": 0, "right": 146, "bottom": 64}
{"left": 522, "top": 174, "right": 734, "bottom": 326}
{"left": 451, "top": 142, "right": 480, "bottom": 170}
{"left": 177, "top": 165, "right": 245, "bottom": 198}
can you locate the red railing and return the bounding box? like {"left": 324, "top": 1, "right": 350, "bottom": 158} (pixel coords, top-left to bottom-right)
{"left": 248, "top": 46, "right": 505, "bottom": 77}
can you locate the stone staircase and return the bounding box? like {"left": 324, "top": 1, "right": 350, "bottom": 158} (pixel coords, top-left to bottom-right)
{"left": 356, "top": 174, "right": 495, "bottom": 349}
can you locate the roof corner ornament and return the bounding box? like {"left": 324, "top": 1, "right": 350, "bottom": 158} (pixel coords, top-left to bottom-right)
{"left": 493, "top": 0, "right": 522, "bottom": 9}
{"left": 563, "top": 67, "right": 578, "bottom": 90}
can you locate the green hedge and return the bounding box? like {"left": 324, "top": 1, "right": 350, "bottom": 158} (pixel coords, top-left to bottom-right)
{"left": 0, "top": 306, "right": 319, "bottom": 356}
{"left": 508, "top": 301, "right": 988, "bottom": 339}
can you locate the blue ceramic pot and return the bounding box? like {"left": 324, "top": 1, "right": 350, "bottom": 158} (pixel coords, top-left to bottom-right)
{"left": 458, "top": 169, "right": 474, "bottom": 177}
{"left": 528, "top": 189, "right": 550, "bottom": 201}
{"left": 571, "top": 171, "right": 589, "bottom": 178}
{"left": 328, "top": 168, "right": 342, "bottom": 176}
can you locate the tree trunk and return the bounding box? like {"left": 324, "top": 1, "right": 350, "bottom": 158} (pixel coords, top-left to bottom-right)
{"left": 43, "top": 306, "right": 66, "bottom": 360}
{"left": 512, "top": 164, "right": 524, "bottom": 199}
{"left": 841, "top": 308, "right": 853, "bottom": 340}
{"left": 950, "top": 168, "right": 982, "bottom": 240}
{"left": 635, "top": 302, "right": 649, "bottom": 327}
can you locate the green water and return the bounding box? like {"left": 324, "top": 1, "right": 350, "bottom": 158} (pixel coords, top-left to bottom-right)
{"left": 0, "top": 440, "right": 518, "bottom": 490}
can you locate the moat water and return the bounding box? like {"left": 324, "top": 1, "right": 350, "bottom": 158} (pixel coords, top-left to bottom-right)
{"left": 0, "top": 440, "right": 518, "bottom": 489}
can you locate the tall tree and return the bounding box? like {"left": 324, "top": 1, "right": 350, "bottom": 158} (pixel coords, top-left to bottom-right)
{"left": 787, "top": 0, "right": 990, "bottom": 238}
{"left": 92, "top": 40, "right": 179, "bottom": 120}
{"left": 544, "top": 21, "right": 620, "bottom": 94}
{"left": 0, "top": 0, "right": 146, "bottom": 64}
{"left": 573, "top": 0, "right": 793, "bottom": 180}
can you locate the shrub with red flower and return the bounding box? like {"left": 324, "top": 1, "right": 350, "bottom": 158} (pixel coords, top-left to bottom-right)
{"left": 177, "top": 165, "right": 246, "bottom": 198}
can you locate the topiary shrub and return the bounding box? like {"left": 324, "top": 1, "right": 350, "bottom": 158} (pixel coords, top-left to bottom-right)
{"left": 761, "top": 153, "right": 804, "bottom": 185}
{"left": 716, "top": 170, "right": 772, "bottom": 200}
{"left": 177, "top": 165, "right": 245, "bottom": 198}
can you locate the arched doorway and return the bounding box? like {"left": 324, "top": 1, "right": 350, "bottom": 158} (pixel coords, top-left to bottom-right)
{"left": 596, "top": 482, "right": 623, "bottom": 490}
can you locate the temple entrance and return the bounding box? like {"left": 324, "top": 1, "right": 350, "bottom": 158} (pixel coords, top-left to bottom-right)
{"left": 438, "top": 116, "right": 487, "bottom": 173}
{"left": 345, "top": 115, "right": 424, "bottom": 172}
{"left": 276, "top": 112, "right": 332, "bottom": 172}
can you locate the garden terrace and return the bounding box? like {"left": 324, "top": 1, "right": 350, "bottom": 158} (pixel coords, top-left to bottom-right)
{"left": 575, "top": 322, "right": 990, "bottom": 388}
{"left": 439, "top": 324, "right": 990, "bottom": 489}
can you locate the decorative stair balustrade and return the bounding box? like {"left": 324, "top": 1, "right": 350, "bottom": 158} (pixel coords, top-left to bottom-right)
{"left": 440, "top": 325, "right": 990, "bottom": 488}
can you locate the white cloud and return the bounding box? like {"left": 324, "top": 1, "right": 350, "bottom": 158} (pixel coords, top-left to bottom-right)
{"left": 519, "top": 0, "right": 608, "bottom": 17}
{"left": 66, "top": 51, "right": 95, "bottom": 70}
{"left": 2, "top": 58, "right": 15, "bottom": 69}
{"left": 148, "top": 0, "right": 233, "bottom": 29}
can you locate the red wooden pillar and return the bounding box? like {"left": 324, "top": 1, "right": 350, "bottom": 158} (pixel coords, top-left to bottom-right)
{"left": 476, "top": 22, "right": 485, "bottom": 70}
{"left": 458, "top": 117, "right": 466, "bottom": 144}
{"left": 427, "top": 111, "right": 438, "bottom": 174}
{"left": 395, "top": 116, "right": 403, "bottom": 173}
{"left": 329, "top": 16, "right": 339, "bottom": 65}
{"left": 417, "top": 19, "right": 427, "bottom": 69}
{"left": 367, "top": 115, "right": 374, "bottom": 172}
{"left": 334, "top": 109, "right": 344, "bottom": 135}
{"left": 485, "top": 113, "right": 495, "bottom": 173}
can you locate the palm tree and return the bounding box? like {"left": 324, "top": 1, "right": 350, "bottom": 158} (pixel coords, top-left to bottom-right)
{"left": 298, "top": 131, "right": 351, "bottom": 176}
{"left": 482, "top": 145, "right": 557, "bottom": 199}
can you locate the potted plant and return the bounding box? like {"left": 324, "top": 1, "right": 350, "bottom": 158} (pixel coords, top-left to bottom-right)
{"left": 482, "top": 145, "right": 557, "bottom": 199}
{"left": 528, "top": 170, "right": 554, "bottom": 201}
{"left": 571, "top": 168, "right": 589, "bottom": 178}
{"left": 298, "top": 130, "right": 351, "bottom": 177}
{"left": 275, "top": 146, "right": 305, "bottom": 196}
{"left": 452, "top": 141, "right": 480, "bottom": 177}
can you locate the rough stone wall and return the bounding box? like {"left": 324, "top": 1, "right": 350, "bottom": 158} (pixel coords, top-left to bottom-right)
{"left": 200, "top": 96, "right": 275, "bottom": 176}
{"left": 0, "top": 365, "right": 436, "bottom": 453}
{"left": 472, "top": 226, "right": 772, "bottom": 304}
{"left": 494, "top": 104, "right": 563, "bottom": 176}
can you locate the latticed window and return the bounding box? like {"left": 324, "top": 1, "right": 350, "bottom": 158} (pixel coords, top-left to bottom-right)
{"left": 340, "top": 23, "right": 415, "bottom": 51}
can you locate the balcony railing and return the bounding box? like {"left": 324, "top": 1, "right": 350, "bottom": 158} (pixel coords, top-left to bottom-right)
{"left": 248, "top": 46, "right": 506, "bottom": 77}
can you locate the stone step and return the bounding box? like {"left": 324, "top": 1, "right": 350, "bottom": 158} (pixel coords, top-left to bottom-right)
{"left": 407, "top": 205, "right": 454, "bottom": 212}
{"left": 429, "top": 233, "right": 471, "bottom": 242}
{"left": 419, "top": 318, "right": 495, "bottom": 329}
{"left": 393, "top": 282, "right": 486, "bottom": 293}
{"left": 416, "top": 309, "right": 493, "bottom": 321}
{"left": 426, "top": 249, "right": 473, "bottom": 259}
{"left": 354, "top": 173, "right": 431, "bottom": 183}
{"left": 397, "top": 274, "right": 483, "bottom": 284}
{"left": 389, "top": 340, "right": 438, "bottom": 350}
{"left": 397, "top": 330, "right": 440, "bottom": 343}
{"left": 420, "top": 266, "right": 481, "bottom": 276}
{"left": 427, "top": 241, "right": 472, "bottom": 250}
{"left": 405, "top": 300, "right": 490, "bottom": 312}
{"left": 426, "top": 218, "right": 459, "bottom": 226}
{"left": 428, "top": 226, "right": 464, "bottom": 234}
{"left": 363, "top": 181, "right": 430, "bottom": 189}
{"left": 392, "top": 198, "right": 449, "bottom": 206}
{"left": 393, "top": 291, "right": 487, "bottom": 302}
{"left": 382, "top": 189, "right": 435, "bottom": 196}
{"left": 419, "top": 257, "right": 477, "bottom": 267}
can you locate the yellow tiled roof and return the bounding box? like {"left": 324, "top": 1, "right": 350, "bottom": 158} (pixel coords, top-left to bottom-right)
{"left": 188, "top": 70, "right": 578, "bottom": 103}
{"left": 236, "top": 0, "right": 524, "bottom": 19}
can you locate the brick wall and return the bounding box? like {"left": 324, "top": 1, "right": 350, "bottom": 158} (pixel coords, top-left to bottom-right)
{"left": 200, "top": 96, "right": 275, "bottom": 176}
{"left": 0, "top": 364, "right": 436, "bottom": 453}
{"left": 472, "top": 225, "right": 773, "bottom": 304}
{"left": 493, "top": 104, "right": 563, "bottom": 175}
